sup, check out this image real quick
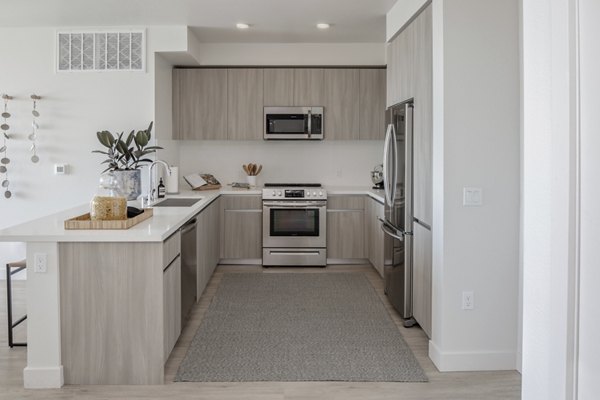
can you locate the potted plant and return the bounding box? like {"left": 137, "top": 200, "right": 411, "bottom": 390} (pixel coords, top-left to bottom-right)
{"left": 93, "top": 121, "right": 162, "bottom": 200}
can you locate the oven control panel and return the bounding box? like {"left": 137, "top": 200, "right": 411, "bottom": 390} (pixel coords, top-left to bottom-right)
{"left": 262, "top": 187, "right": 327, "bottom": 200}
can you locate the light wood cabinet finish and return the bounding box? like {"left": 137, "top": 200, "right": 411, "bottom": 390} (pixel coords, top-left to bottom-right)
{"left": 366, "top": 197, "right": 386, "bottom": 277}
{"left": 413, "top": 222, "right": 432, "bottom": 338}
{"left": 323, "top": 69, "right": 360, "bottom": 140}
{"left": 163, "top": 256, "right": 181, "bottom": 363}
{"left": 173, "top": 69, "right": 228, "bottom": 140}
{"left": 197, "top": 198, "right": 221, "bottom": 298}
{"left": 359, "top": 69, "right": 387, "bottom": 140}
{"left": 220, "top": 195, "right": 262, "bottom": 260}
{"left": 412, "top": 5, "right": 433, "bottom": 225}
{"left": 264, "top": 68, "right": 294, "bottom": 106}
{"left": 227, "top": 69, "right": 264, "bottom": 140}
{"left": 59, "top": 242, "right": 165, "bottom": 385}
{"left": 327, "top": 195, "right": 366, "bottom": 259}
{"left": 163, "top": 231, "right": 181, "bottom": 267}
{"left": 293, "top": 68, "right": 324, "bottom": 105}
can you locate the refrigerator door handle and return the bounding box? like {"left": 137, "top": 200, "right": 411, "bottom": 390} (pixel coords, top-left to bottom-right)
{"left": 378, "top": 217, "right": 404, "bottom": 241}
{"left": 382, "top": 124, "right": 394, "bottom": 206}
{"left": 390, "top": 124, "right": 399, "bottom": 203}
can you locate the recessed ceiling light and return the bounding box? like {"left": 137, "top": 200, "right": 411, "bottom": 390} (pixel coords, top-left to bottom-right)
{"left": 316, "top": 23, "right": 331, "bottom": 29}
{"left": 236, "top": 23, "right": 250, "bottom": 29}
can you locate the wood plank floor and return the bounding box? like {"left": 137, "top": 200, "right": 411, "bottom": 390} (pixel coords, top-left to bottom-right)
{"left": 0, "top": 265, "right": 521, "bottom": 399}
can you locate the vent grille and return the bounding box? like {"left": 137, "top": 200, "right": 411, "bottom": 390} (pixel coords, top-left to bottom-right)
{"left": 57, "top": 30, "right": 145, "bottom": 72}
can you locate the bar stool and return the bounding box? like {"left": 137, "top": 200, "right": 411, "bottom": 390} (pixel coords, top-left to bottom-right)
{"left": 6, "top": 260, "right": 27, "bottom": 347}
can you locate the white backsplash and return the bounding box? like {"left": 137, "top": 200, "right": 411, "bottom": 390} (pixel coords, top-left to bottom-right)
{"left": 178, "top": 140, "right": 384, "bottom": 188}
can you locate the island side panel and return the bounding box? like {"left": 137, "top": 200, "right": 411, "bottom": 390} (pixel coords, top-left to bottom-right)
{"left": 59, "top": 242, "right": 164, "bottom": 385}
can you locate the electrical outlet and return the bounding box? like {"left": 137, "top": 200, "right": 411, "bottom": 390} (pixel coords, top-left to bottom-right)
{"left": 462, "top": 291, "right": 474, "bottom": 310}
{"left": 34, "top": 253, "right": 47, "bottom": 273}
{"left": 463, "top": 187, "right": 483, "bottom": 206}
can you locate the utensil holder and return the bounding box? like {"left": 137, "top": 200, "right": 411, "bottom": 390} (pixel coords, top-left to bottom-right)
{"left": 246, "top": 175, "right": 257, "bottom": 187}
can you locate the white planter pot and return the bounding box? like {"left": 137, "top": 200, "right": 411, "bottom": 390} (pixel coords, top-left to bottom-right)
{"left": 113, "top": 169, "right": 142, "bottom": 201}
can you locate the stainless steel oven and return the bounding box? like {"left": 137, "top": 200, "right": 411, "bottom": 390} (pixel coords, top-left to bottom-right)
{"left": 262, "top": 185, "right": 327, "bottom": 266}
{"left": 264, "top": 106, "right": 324, "bottom": 140}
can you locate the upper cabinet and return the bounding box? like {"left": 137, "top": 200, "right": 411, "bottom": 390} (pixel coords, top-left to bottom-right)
{"left": 323, "top": 69, "right": 360, "bottom": 140}
{"left": 293, "top": 68, "right": 324, "bottom": 105}
{"left": 172, "top": 69, "right": 227, "bottom": 140}
{"left": 172, "top": 67, "right": 386, "bottom": 141}
{"left": 263, "top": 68, "right": 294, "bottom": 106}
{"left": 227, "top": 69, "right": 264, "bottom": 140}
{"left": 359, "top": 69, "right": 386, "bottom": 140}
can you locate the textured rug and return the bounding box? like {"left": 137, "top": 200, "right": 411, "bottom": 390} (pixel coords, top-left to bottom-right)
{"left": 175, "top": 273, "right": 428, "bottom": 382}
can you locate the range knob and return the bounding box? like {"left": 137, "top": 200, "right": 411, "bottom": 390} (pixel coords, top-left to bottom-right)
{"left": 319, "top": 191, "right": 323, "bottom": 196}
{"left": 272, "top": 191, "right": 276, "bottom": 196}
{"left": 277, "top": 191, "right": 282, "bottom": 196}
{"left": 306, "top": 192, "right": 311, "bottom": 197}
{"left": 313, "top": 191, "right": 317, "bottom": 196}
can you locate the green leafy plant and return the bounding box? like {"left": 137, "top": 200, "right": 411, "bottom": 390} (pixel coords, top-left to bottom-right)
{"left": 93, "top": 122, "right": 162, "bottom": 173}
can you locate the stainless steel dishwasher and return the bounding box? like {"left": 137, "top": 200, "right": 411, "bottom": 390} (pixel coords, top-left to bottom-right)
{"left": 180, "top": 217, "right": 197, "bottom": 323}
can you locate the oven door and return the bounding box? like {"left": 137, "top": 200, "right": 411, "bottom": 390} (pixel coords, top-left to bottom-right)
{"left": 262, "top": 201, "right": 326, "bottom": 248}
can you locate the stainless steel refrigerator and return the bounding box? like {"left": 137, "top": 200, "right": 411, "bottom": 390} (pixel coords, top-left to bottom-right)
{"left": 379, "top": 99, "right": 417, "bottom": 328}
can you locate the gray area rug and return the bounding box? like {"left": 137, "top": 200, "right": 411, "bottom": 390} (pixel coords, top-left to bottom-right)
{"left": 175, "top": 273, "right": 428, "bottom": 382}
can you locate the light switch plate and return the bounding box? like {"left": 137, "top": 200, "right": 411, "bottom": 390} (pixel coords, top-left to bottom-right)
{"left": 54, "top": 164, "right": 68, "bottom": 175}
{"left": 463, "top": 187, "right": 483, "bottom": 206}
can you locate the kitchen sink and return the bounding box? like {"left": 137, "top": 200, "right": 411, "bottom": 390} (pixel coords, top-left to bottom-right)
{"left": 152, "top": 198, "right": 203, "bottom": 207}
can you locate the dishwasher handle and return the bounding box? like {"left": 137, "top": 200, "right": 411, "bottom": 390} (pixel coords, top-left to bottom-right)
{"left": 180, "top": 218, "right": 197, "bottom": 234}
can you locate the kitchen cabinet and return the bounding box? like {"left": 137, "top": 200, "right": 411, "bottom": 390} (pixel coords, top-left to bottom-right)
{"left": 365, "top": 196, "right": 385, "bottom": 278}
{"left": 387, "top": 5, "right": 432, "bottom": 225}
{"left": 323, "top": 69, "right": 360, "bottom": 140}
{"left": 172, "top": 68, "right": 227, "bottom": 140}
{"left": 196, "top": 198, "right": 220, "bottom": 298}
{"left": 326, "top": 195, "right": 366, "bottom": 260}
{"left": 293, "top": 68, "right": 324, "bottom": 105}
{"left": 227, "top": 69, "right": 264, "bottom": 140}
{"left": 359, "top": 69, "right": 387, "bottom": 140}
{"left": 412, "top": 222, "right": 432, "bottom": 338}
{"left": 220, "top": 195, "right": 262, "bottom": 261}
{"left": 163, "top": 256, "right": 181, "bottom": 363}
{"left": 264, "top": 68, "right": 294, "bottom": 106}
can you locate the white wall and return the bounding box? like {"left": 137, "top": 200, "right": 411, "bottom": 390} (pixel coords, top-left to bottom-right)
{"left": 386, "top": 0, "right": 429, "bottom": 41}
{"left": 429, "top": 0, "right": 520, "bottom": 371}
{"left": 179, "top": 140, "right": 383, "bottom": 188}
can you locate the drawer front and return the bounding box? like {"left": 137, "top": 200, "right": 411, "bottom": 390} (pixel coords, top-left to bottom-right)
{"left": 222, "top": 195, "right": 262, "bottom": 210}
{"left": 327, "top": 195, "right": 365, "bottom": 210}
{"left": 163, "top": 231, "right": 181, "bottom": 268}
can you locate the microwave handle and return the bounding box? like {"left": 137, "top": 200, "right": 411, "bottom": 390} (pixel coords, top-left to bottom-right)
{"left": 307, "top": 109, "right": 312, "bottom": 138}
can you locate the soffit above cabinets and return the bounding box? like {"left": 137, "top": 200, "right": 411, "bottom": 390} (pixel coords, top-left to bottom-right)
{"left": 1, "top": 0, "right": 397, "bottom": 43}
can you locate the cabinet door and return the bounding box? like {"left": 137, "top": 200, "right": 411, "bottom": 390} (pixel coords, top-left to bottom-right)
{"left": 293, "top": 68, "right": 324, "bottom": 105}
{"left": 413, "top": 222, "right": 432, "bottom": 338}
{"left": 327, "top": 210, "right": 366, "bottom": 259}
{"left": 359, "top": 69, "right": 387, "bottom": 140}
{"left": 368, "top": 199, "right": 385, "bottom": 278}
{"left": 324, "top": 69, "right": 360, "bottom": 140}
{"left": 221, "top": 211, "right": 262, "bottom": 259}
{"left": 196, "top": 209, "right": 209, "bottom": 298}
{"left": 173, "top": 69, "right": 228, "bottom": 140}
{"left": 412, "top": 6, "right": 433, "bottom": 225}
{"left": 227, "top": 69, "right": 264, "bottom": 140}
{"left": 163, "top": 256, "right": 181, "bottom": 363}
{"left": 264, "top": 68, "right": 294, "bottom": 106}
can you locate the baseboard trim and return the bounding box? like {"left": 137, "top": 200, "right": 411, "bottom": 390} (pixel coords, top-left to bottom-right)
{"left": 428, "top": 340, "right": 517, "bottom": 372}
{"left": 218, "top": 259, "right": 262, "bottom": 265}
{"left": 23, "top": 366, "right": 64, "bottom": 389}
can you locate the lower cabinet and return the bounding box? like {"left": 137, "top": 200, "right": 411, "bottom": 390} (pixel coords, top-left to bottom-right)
{"left": 412, "top": 222, "right": 432, "bottom": 338}
{"left": 366, "top": 197, "right": 385, "bottom": 278}
{"left": 197, "top": 198, "right": 220, "bottom": 297}
{"left": 220, "top": 195, "right": 263, "bottom": 262}
{"left": 326, "top": 195, "right": 366, "bottom": 260}
{"left": 163, "top": 256, "right": 181, "bottom": 363}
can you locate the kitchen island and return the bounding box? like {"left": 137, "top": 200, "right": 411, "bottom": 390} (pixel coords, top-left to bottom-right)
{"left": 0, "top": 186, "right": 384, "bottom": 389}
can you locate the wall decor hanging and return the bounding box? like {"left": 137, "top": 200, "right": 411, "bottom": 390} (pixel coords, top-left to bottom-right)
{"left": 1, "top": 94, "right": 12, "bottom": 198}
{"left": 29, "top": 94, "right": 41, "bottom": 163}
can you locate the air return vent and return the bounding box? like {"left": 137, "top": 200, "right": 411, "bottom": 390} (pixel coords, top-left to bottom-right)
{"left": 57, "top": 30, "right": 145, "bottom": 72}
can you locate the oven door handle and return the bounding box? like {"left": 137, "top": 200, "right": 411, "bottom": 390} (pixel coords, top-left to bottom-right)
{"left": 263, "top": 201, "right": 327, "bottom": 208}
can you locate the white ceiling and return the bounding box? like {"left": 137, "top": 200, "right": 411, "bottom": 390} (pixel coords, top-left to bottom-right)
{"left": 0, "top": 0, "right": 397, "bottom": 43}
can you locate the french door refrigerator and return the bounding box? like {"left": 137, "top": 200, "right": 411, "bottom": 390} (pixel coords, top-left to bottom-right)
{"left": 379, "top": 99, "right": 417, "bottom": 328}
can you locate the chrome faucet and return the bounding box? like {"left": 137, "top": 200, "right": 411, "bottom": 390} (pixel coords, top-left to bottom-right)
{"left": 147, "top": 160, "right": 172, "bottom": 205}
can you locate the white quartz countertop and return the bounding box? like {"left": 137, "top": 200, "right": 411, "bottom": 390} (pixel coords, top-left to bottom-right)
{"left": 0, "top": 186, "right": 384, "bottom": 243}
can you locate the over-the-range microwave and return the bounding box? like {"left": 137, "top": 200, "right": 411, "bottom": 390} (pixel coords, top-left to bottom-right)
{"left": 264, "top": 106, "right": 323, "bottom": 140}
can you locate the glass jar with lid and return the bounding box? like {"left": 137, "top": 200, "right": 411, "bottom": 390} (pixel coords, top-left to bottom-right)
{"left": 90, "top": 173, "right": 127, "bottom": 220}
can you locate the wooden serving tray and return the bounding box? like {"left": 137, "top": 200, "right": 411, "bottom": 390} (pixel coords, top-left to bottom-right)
{"left": 192, "top": 184, "right": 222, "bottom": 191}
{"left": 64, "top": 209, "right": 154, "bottom": 230}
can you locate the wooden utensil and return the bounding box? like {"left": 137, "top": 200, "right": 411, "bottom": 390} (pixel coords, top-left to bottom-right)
{"left": 255, "top": 164, "right": 262, "bottom": 176}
